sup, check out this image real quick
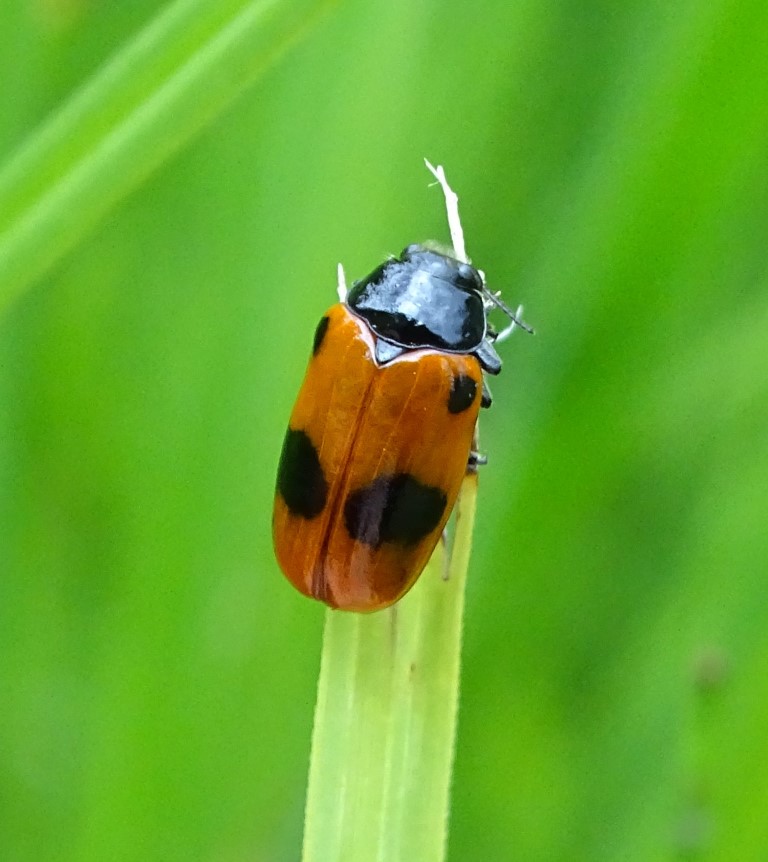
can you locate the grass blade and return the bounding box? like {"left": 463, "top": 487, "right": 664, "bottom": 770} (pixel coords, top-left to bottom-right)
{"left": 303, "top": 474, "right": 478, "bottom": 862}
{"left": 0, "top": 0, "right": 336, "bottom": 317}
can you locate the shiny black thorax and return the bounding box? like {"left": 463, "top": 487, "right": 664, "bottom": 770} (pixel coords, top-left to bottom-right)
{"left": 346, "top": 245, "right": 487, "bottom": 354}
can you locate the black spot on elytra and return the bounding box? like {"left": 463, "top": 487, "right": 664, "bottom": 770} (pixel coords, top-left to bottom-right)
{"left": 312, "top": 315, "right": 330, "bottom": 355}
{"left": 448, "top": 374, "right": 477, "bottom": 414}
{"left": 344, "top": 473, "right": 447, "bottom": 548}
{"left": 276, "top": 428, "right": 327, "bottom": 518}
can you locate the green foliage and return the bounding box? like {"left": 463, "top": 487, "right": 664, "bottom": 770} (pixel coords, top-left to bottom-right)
{"left": 304, "top": 478, "right": 476, "bottom": 862}
{"left": 0, "top": 0, "right": 337, "bottom": 315}
{"left": 2, "top": 0, "right": 767, "bottom": 860}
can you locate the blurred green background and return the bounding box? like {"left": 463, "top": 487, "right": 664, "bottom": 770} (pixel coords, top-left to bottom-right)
{"left": 2, "top": 0, "right": 768, "bottom": 860}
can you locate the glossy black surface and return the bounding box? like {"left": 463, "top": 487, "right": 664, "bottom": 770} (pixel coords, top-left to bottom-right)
{"left": 346, "top": 246, "right": 486, "bottom": 352}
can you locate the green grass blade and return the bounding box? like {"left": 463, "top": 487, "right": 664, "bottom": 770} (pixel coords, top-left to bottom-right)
{"left": 0, "top": 0, "right": 336, "bottom": 318}
{"left": 303, "top": 473, "right": 478, "bottom": 862}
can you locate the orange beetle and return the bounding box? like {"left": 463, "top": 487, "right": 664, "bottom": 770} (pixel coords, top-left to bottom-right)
{"left": 273, "top": 243, "right": 522, "bottom": 612}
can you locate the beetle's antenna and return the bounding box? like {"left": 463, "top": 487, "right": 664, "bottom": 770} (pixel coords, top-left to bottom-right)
{"left": 425, "top": 159, "right": 467, "bottom": 263}
{"left": 425, "top": 159, "right": 533, "bottom": 341}
{"left": 485, "top": 292, "right": 534, "bottom": 339}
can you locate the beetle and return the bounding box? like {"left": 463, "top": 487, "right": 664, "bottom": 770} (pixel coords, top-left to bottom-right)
{"left": 273, "top": 243, "right": 524, "bottom": 612}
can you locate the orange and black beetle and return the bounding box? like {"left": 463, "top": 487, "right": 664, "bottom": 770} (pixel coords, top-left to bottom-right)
{"left": 273, "top": 243, "right": 523, "bottom": 612}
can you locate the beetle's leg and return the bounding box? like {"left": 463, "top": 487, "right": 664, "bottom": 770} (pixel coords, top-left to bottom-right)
{"left": 481, "top": 378, "right": 493, "bottom": 408}
{"left": 475, "top": 339, "right": 502, "bottom": 375}
{"left": 468, "top": 450, "right": 488, "bottom": 468}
